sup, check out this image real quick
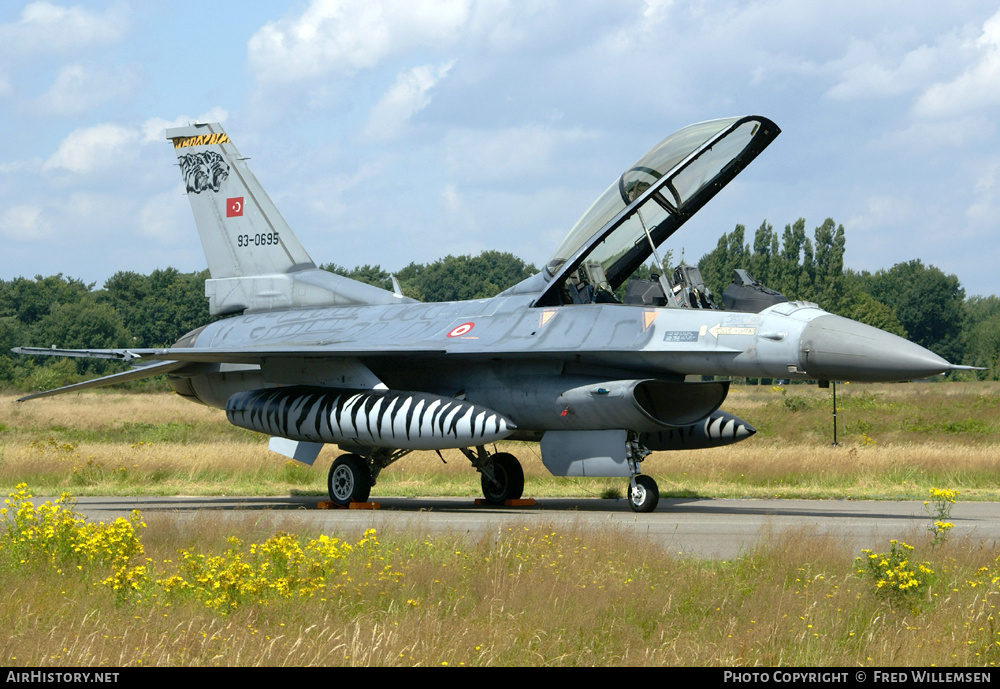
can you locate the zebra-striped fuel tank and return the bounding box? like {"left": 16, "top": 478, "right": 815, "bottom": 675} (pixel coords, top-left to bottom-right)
{"left": 226, "top": 386, "right": 516, "bottom": 450}
{"left": 639, "top": 410, "right": 755, "bottom": 451}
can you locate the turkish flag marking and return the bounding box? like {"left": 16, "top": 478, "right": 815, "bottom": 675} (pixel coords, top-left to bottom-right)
{"left": 227, "top": 197, "right": 244, "bottom": 217}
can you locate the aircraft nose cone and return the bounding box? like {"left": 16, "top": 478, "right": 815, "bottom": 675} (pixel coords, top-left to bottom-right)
{"left": 798, "top": 314, "right": 953, "bottom": 383}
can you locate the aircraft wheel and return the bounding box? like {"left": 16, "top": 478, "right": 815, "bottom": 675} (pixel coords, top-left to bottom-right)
{"left": 627, "top": 474, "right": 659, "bottom": 513}
{"left": 481, "top": 452, "right": 524, "bottom": 504}
{"left": 328, "top": 454, "right": 371, "bottom": 506}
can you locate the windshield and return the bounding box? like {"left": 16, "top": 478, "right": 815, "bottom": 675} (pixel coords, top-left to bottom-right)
{"left": 537, "top": 116, "right": 779, "bottom": 307}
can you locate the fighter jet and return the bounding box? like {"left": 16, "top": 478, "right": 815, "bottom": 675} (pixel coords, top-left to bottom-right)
{"left": 13, "top": 116, "right": 971, "bottom": 512}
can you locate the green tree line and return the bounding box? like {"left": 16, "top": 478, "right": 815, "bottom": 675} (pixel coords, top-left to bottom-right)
{"left": 0, "top": 253, "right": 538, "bottom": 390}
{"left": 1, "top": 225, "right": 997, "bottom": 391}
{"left": 697, "top": 218, "right": 984, "bottom": 372}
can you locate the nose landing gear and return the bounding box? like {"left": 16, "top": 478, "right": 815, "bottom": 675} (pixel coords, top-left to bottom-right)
{"left": 627, "top": 474, "right": 659, "bottom": 513}
{"left": 626, "top": 435, "right": 659, "bottom": 512}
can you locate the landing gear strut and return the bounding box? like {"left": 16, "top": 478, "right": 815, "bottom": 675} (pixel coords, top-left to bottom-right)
{"left": 625, "top": 434, "right": 659, "bottom": 513}
{"left": 480, "top": 452, "right": 524, "bottom": 504}
{"left": 462, "top": 446, "right": 525, "bottom": 504}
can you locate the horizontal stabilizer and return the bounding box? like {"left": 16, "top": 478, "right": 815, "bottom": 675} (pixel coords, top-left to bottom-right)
{"left": 16, "top": 360, "right": 188, "bottom": 402}
{"left": 12, "top": 346, "right": 142, "bottom": 361}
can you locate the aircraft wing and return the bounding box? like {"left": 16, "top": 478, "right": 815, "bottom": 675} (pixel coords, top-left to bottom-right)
{"left": 15, "top": 359, "right": 189, "bottom": 402}
{"left": 14, "top": 345, "right": 448, "bottom": 366}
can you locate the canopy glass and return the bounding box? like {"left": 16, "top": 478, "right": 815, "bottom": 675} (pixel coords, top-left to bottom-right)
{"left": 537, "top": 116, "right": 779, "bottom": 307}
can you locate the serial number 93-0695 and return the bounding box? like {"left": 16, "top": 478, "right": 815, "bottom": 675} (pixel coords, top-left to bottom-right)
{"left": 237, "top": 232, "right": 280, "bottom": 247}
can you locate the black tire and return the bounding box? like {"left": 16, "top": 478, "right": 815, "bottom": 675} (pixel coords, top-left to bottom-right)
{"left": 327, "top": 454, "right": 371, "bottom": 506}
{"left": 627, "top": 474, "right": 659, "bottom": 513}
{"left": 480, "top": 452, "right": 524, "bottom": 504}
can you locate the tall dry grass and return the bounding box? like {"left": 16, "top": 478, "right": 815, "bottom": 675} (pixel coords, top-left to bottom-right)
{"left": 1, "top": 383, "right": 999, "bottom": 499}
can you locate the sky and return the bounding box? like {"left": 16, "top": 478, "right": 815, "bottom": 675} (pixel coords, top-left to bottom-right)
{"left": 2, "top": 0, "right": 1000, "bottom": 298}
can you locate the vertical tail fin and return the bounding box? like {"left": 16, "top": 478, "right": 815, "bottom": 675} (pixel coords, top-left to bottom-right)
{"left": 166, "top": 122, "right": 314, "bottom": 279}
{"left": 166, "top": 123, "right": 406, "bottom": 314}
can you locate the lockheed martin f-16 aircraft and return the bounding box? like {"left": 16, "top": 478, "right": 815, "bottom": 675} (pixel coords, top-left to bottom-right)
{"left": 14, "top": 116, "right": 971, "bottom": 512}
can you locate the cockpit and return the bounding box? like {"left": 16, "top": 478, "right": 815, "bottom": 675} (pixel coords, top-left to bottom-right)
{"left": 534, "top": 116, "right": 780, "bottom": 309}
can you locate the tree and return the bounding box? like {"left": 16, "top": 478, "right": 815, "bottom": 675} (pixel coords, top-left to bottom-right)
{"left": 748, "top": 220, "right": 779, "bottom": 288}
{"left": 857, "top": 260, "right": 965, "bottom": 363}
{"left": 102, "top": 268, "right": 214, "bottom": 347}
{"left": 698, "top": 224, "right": 750, "bottom": 299}
{"left": 404, "top": 251, "right": 538, "bottom": 302}
{"left": 698, "top": 218, "right": 848, "bottom": 311}
{"left": 840, "top": 289, "right": 908, "bottom": 338}
{"left": 325, "top": 251, "right": 538, "bottom": 302}
{"left": 962, "top": 295, "right": 1000, "bottom": 379}
{"left": 811, "top": 218, "right": 847, "bottom": 312}
{"left": 29, "top": 300, "right": 129, "bottom": 376}
{"left": 0, "top": 274, "right": 92, "bottom": 324}
{"left": 320, "top": 264, "right": 394, "bottom": 292}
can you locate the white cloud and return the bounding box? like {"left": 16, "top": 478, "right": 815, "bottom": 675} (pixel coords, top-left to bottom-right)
{"left": 43, "top": 123, "right": 140, "bottom": 175}
{"left": 914, "top": 9, "right": 1000, "bottom": 120}
{"left": 847, "top": 194, "right": 918, "bottom": 231}
{"left": 141, "top": 108, "right": 230, "bottom": 144}
{"left": 362, "top": 62, "right": 455, "bottom": 140}
{"left": 138, "top": 188, "right": 188, "bottom": 245}
{"left": 641, "top": 0, "right": 675, "bottom": 25}
{"left": 34, "top": 63, "right": 142, "bottom": 117}
{"left": 444, "top": 125, "right": 597, "bottom": 183}
{"left": 292, "top": 157, "right": 390, "bottom": 225}
{"left": 247, "top": 0, "right": 471, "bottom": 83}
{"left": 1, "top": 204, "right": 52, "bottom": 241}
{"left": 0, "top": 1, "right": 129, "bottom": 56}
{"left": 876, "top": 114, "right": 996, "bottom": 152}
{"left": 440, "top": 183, "right": 461, "bottom": 213}
{"left": 825, "top": 39, "right": 952, "bottom": 101}
{"left": 963, "top": 157, "right": 1000, "bottom": 233}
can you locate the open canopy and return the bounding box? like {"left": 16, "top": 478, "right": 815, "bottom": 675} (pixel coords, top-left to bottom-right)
{"left": 536, "top": 116, "right": 780, "bottom": 307}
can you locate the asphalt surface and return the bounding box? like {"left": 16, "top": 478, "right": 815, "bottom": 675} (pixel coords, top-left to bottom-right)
{"left": 52, "top": 494, "right": 1000, "bottom": 559}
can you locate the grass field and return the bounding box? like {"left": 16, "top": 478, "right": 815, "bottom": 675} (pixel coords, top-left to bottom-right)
{"left": 2, "top": 383, "right": 999, "bottom": 666}
{"left": 1, "top": 382, "right": 998, "bottom": 499}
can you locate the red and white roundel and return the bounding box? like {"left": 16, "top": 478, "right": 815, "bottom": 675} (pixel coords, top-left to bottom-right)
{"left": 447, "top": 322, "right": 475, "bottom": 338}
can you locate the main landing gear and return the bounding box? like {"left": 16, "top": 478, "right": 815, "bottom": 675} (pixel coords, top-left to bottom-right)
{"left": 327, "top": 454, "right": 371, "bottom": 506}
{"left": 462, "top": 446, "right": 525, "bottom": 504}
{"left": 326, "top": 446, "right": 526, "bottom": 507}
{"left": 326, "top": 447, "right": 409, "bottom": 506}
